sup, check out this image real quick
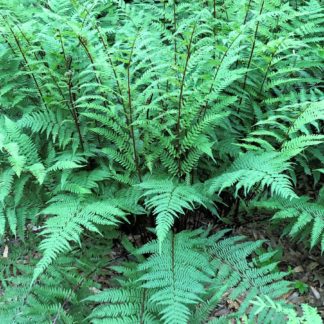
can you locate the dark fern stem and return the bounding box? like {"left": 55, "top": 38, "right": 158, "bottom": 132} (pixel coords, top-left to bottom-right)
{"left": 81, "top": 5, "right": 129, "bottom": 125}
{"left": 67, "top": 72, "right": 85, "bottom": 152}
{"left": 238, "top": 0, "right": 265, "bottom": 114}
{"left": 58, "top": 31, "right": 85, "bottom": 151}
{"left": 198, "top": 31, "right": 241, "bottom": 120}
{"left": 1, "top": 15, "right": 48, "bottom": 111}
{"left": 0, "top": 31, "right": 16, "bottom": 54}
{"left": 235, "top": 0, "right": 253, "bottom": 69}
{"left": 173, "top": 0, "right": 177, "bottom": 66}
{"left": 176, "top": 24, "right": 196, "bottom": 177}
{"left": 127, "top": 34, "right": 142, "bottom": 182}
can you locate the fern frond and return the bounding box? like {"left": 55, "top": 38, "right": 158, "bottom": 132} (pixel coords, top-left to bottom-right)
{"left": 139, "top": 179, "right": 206, "bottom": 248}
{"left": 86, "top": 262, "right": 159, "bottom": 324}
{"left": 252, "top": 296, "right": 323, "bottom": 324}
{"left": 208, "top": 152, "right": 297, "bottom": 199}
{"left": 138, "top": 231, "right": 212, "bottom": 324}
{"left": 254, "top": 197, "right": 324, "bottom": 251}
{"left": 33, "top": 196, "right": 127, "bottom": 283}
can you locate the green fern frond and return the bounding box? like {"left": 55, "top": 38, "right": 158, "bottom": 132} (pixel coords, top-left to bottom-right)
{"left": 139, "top": 179, "right": 206, "bottom": 248}
{"left": 254, "top": 197, "right": 324, "bottom": 251}
{"left": 208, "top": 152, "right": 297, "bottom": 199}
{"left": 33, "top": 196, "right": 127, "bottom": 283}
{"left": 138, "top": 231, "right": 212, "bottom": 324}
{"left": 86, "top": 262, "right": 159, "bottom": 324}
{"left": 252, "top": 296, "right": 323, "bottom": 324}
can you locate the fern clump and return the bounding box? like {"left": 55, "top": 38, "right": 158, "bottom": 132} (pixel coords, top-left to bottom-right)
{"left": 0, "top": 0, "right": 323, "bottom": 322}
{"left": 87, "top": 230, "right": 296, "bottom": 324}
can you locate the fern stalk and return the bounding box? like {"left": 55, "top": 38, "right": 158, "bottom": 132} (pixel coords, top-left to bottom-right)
{"left": 140, "top": 290, "right": 146, "bottom": 324}
{"left": 67, "top": 72, "right": 85, "bottom": 151}
{"left": 235, "top": 0, "right": 253, "bottom": 68}
{"left": 58, "top": 30, "right": 68, "bottom": 68}
{"left": 127, "top": 34, "right": 142, "bottom": 182}
{"left": 176, "top": 24, "right": 196, "bottom": 176}
{"left": 1, "top": 15, "right": 48, "bottom": 111}
{"left": 19, "top": 27, "right": 68, "bottom": 107}
{"left": 198, "top": 31, "right": 241, "bottom": 119}
{"left": 0, "top": 31, "right": 16, "bottom": 54}
{"left": 20, "top": 27, "right": 85, "bottom": 150}
{"left": 238, "top": 0, "right": 265, "bottom": 113}
{"left": 57, "top": 30, "right": 85, "bottom": 150}
{"left": 173, "top": 0, "right": 177, "bottom": 66}
{"left": 243, "top": 0, "right": 253, "bottom": 24}
{"left": 78, "top": 36, "right": 103, "bottom": 89}
{"left": 82, "top": 6, "right": 128, "bottom": 120}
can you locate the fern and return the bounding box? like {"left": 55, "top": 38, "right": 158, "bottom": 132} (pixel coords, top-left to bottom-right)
{"left": 254, "top": 196, "right": 324, "bottom": 252}
{"left": 252, "top": 296, "right": 323, "bottom": 324}
{"left": 0, "top": 231, "right": 116, "bottom": 324}
{"left": 86, "top": 261, "right": 159, "bottom": 324}
{"left": 87, "top": 229, "right": 291, "bottom": 324}
{"left": 0, "top": 0, "right": 323, "bottom": 322}
{"left": 138, "top": 231, "right": 212, "bottom": 324}
{"left": 33, "top": 195, "right": 127, "bottom": 282}
{"left": 139, "top": 179, "right": 211, "bottom": 248}
{"left": 208, "top": 152, "right": 297, "bottom": 199}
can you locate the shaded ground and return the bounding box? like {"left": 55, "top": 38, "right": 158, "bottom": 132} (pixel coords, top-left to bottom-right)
{"left": 233, "top": 220, "right": 324, "bottom": 316}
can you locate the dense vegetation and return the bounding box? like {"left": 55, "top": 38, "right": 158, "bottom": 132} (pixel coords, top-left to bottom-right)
{"left": 0, "top": 0, "right": 323, "bottom": 322}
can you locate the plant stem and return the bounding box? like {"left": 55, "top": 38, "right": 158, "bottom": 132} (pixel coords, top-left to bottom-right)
{"left": 139, "top": 290, "right": 146, "bottom": 324}
{"left": 67, "top": 73, "right": 85, "bottom": 151}
{"left": 198, "top": 31, "right": 241, "bottom": 119}
{"left": 2, "top": 16, "right": 48, "bottom": 111}
{"left": 78, "top": 36, "right": 103, "bottom": 87}
{"left": 260, "top": 44, "right": 280, "bottom": 93}
{"left": 80, "top": 5, "right": 129, "bottom": 124}
{"left": 173, "top": 0, "right": 177, "bottom": 66}
{"left": 127, "top": 35, "right": 142, "bottom": 182}
{"left": 0, "top": 31, "right": 16, "bottom": 54}
{"left": 243, "top": 0, "right": 253, "bottom": 25}
{"left": 235, "top": 0, "right": 252, "bottom": 68}
{"left": 238, "top": 0, "right": 265, "bottom": 113}
{"left": 58, "top": 31, "right": 85, "bottom": 151}
{"left": 176, "top": 25, "right": 196, "bottom": 176}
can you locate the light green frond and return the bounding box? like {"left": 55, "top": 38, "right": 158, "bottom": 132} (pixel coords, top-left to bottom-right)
{"left": 208, "top": 152, "right": 297, "bottom": 199}
{"left": 139, "top": 179, "right": 206, "bottom": 248}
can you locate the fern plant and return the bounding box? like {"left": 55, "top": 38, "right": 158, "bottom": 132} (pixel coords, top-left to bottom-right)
{"left": 0, "top": 0, "right": 323, "bottom": 322}
{"left": 253, "top": 195, "right": 324, "bottom": 252}
{"left": 87, "top": 229, "right": 294, "bottom": 324}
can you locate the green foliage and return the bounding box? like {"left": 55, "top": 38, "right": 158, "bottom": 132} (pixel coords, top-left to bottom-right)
{"left": 0, "top": 0, "right": 323, "bottom": 322}
{"left": 294, "top": 280, "right": 309, "bottom": 295}
{"left": 86, "top": 230, "right": 291, "bottom": 324}
{"left": 0, "top": 231, "right": 115, "bottom": 323}
{"left": 32, "top": 195, "right": 128, "bottom": 283}
{"left": 139, "top": 179, "right": 213, "bottom": 248}
{"left": 253, "top": 296, "right": 323, "bottom": 324}
{"left": 253, "top": 195, "right": 324, "bottom": 252}
{"left": 208, "top": 151, "right": 297, "bottom": 199}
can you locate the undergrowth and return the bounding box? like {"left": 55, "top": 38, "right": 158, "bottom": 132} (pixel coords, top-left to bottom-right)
{"left": 0, "top": 0, "right": 323, "bottom": 323}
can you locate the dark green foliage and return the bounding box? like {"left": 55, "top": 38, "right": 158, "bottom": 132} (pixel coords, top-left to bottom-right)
{"left": 0, "top": 0, "right": 323, "bottom": 322}
{"left": 87, "top": 230, "right": 291, "bottom": 324}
